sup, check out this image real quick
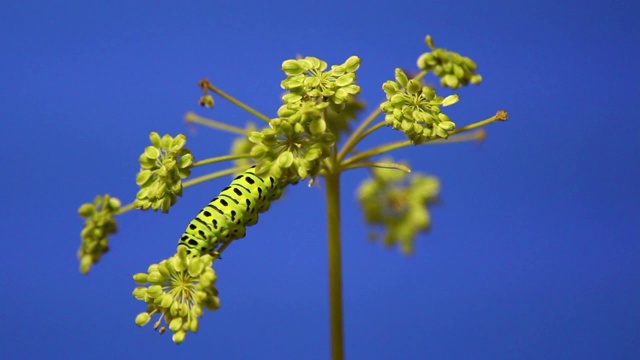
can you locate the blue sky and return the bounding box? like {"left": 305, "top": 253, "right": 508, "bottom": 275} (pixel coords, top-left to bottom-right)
{"left": 1, "top": 1, "right": 638, "bottom": 359}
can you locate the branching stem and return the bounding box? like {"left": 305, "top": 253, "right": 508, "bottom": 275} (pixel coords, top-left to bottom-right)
{"left": 117, "top": 203, "right": 137, "bottom": 214}
{"left": 341, "top": 140, "right": 410, "bottom": 168}
{"left": 337, "top": 105, "right": 383, "bottom": 162}
{"left": 115, "top": 166, "right": 246, "bottom": 216}
{"left": 192, "top": 154, "right": 251, "bottom": 167}
{"left": 426, "top": 129, "right": 486, "bottom": 144}
{"left": 449, "top": 111, "right": 507, "bottom": 136}
{"left": 185, "top": 112, "right": 249, "bottom": 135}
{"left": 357, "top": 121, "right": 388, "bottom": 142}
{"left": 182, "top": 166, "right": 246, "bottom": 187}
{"left": 340, "top": 161, "right": 412, "bottom": 173}
{"left": 200, "top": 79, "right": 272, "bottom": 123}
{"left": 341, "top": 112, "right": 505, "bottom": 167}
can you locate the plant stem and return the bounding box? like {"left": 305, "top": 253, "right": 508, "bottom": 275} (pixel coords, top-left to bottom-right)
{"left": 448, "top": 111, "right": 508, "bottom": 136}
{"left": 341, "top": 139, "right": 410, "bottom": 168}
{"left": 357, "top": 121, "right": 387, "bottom": 141}
{"left": 117, "top": 202, "right": 137, "bottom": 214}
{"left": 184, "top": 112, "right": 250, "bottom": 135}
{"left": 337, "top": 105, "right": 383, "bottom": 162}
{"left": 192, "top": 153, "right": 251, "bottom": 167}
{"left": 182, "top": 166, "right": 245, "bottom": 187}
{"left": 325, "top": 169, "right": 344, "bottom": 360}
{"left": 115, "top": 166, "right": 246, "bottom": 216}
{"left": 201, "top": 80, "right": 272, "bottom": 123}
{"left": 426, "top": 129, "right": 486, "bottom": 144}
{"left": 340, "top": 112, "right": 506, "bottom": 167}
{"left": 340, "top": 161, "right": 412, "bottom": 173}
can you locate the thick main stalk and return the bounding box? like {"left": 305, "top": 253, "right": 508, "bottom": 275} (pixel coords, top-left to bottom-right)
{"left": 325, "top": 171, "right": 344, "bottom": 360}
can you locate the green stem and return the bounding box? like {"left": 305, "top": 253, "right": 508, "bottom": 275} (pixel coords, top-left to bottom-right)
{"left": 182, "top": 166, "right": 245, "bottom": 187}
{"left": 213, "top": 241, "right": 232, "bottom": 260}
{"left": 340, "top": 112, "right": 505, "bottom": 167}
{"left": 423, "top": 129, "right": 486, "bottom": 145}
{"left": 337, "top": 105, "right": 383, "bottom": 162}
{"left": 117, "top": 203, "right": 137, "bottom": 214}
{"left": 448, "top": 111, "right": 507, "bottom": 136}
{"left": 341, "top": 161, "right": 411, "bottom": 173}
{"left": 341, "top": 140, "right": 410, "bottom": 168}
{"left": 410, "top": 70, "right": 428, "bottom": 82}
{"left": 192, "top": 154, "right": 251, "bottom": 167}
{"left": 357, "top": 121, "right": 387, "bottom": 142}
{"left": 202, "top": 81, "right": 271, "bottom": 123}
{"left": 184, "top": 112, "right": 250, "bottom": 135}
{"left": 325, "top": 168, "right": 344, "bottom": 360}
{"left": 116, "top": 166, "right": 245, "bottom": 216}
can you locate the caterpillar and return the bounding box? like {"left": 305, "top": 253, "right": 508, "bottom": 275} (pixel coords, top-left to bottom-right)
{"left": 178, "top": 166, "right": 284, "bottom": 257}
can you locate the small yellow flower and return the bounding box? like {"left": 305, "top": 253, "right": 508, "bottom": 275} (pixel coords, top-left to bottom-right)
{"left": 132, "top": 247, "right": 220, "bottom": 344}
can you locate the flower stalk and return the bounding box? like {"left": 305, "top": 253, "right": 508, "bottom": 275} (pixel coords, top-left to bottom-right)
{"left": 325, "top": 167, "right": 344, "bottom": 360}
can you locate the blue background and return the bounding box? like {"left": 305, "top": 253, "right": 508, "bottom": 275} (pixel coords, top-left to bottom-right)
{"left": 1, "top": 1, "right": 638, "bottom": 359}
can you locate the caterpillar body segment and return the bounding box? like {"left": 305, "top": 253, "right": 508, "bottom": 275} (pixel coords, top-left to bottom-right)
{"left": 178, "top": 166, "right": 284, "bottom": 257}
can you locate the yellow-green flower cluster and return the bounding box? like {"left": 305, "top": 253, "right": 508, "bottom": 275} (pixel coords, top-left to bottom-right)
{"left": 132, "top": 247, "right": 220, "bottom": 344}
{"left": 248, "top": 56, "right": 361, "bottom": 181}
{"left": 77, "top": 194, "right": 121, "bottom": 274}
{"left": 248, "top": 119, "right": 335, "bottom": 180}
{"left": 417, "top": 35, "right": 482, "bottom": 89}
{"left": 358, "top": 165, "right": 440, "bottom": 254}
{"left": 280, "top": 55, "right": 361, "bottom": 109}
{"left": 381, "top": 68, "right": 460, "bottom": 144}
{"left": 134, "top": 132, "right": 193, "bottom": 213}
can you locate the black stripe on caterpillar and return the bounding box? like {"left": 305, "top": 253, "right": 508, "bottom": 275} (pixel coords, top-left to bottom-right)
{"left": 178, "top": 166, "right": 284, "bottom": 257}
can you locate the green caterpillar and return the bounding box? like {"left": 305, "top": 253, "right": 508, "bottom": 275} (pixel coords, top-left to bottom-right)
{"left": 178, "top": 166, "right": 284, "bottom": 257}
